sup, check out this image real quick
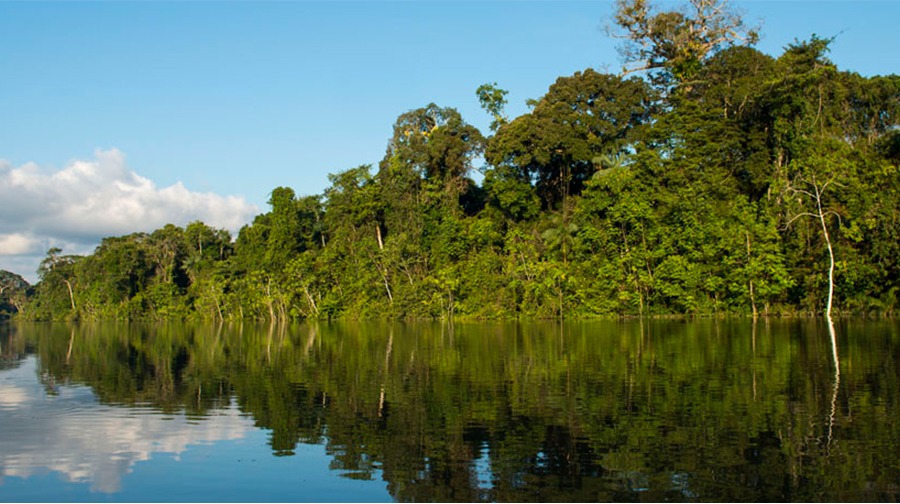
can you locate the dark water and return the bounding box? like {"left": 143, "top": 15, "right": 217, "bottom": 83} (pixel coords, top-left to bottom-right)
{"left": 0, "top": 319, "right": 898, "bottom": 502}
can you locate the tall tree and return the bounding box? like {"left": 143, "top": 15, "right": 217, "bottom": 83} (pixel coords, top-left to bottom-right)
{"left": 476, "top": 82, "right": 509, "bottom": 133}
{"left": 609, "top": 0, "right": 759, "bottom": 92}
{"left": 487, "top": 69, "right": 654, "bottom": 209}
{"left": 0, "top": 270, "right": 30, "bottom": 316}
{"left": 383, "top": 104, "right": 484, "bottom": 182}
{"left": 35, "top": 247, "right": 81, "bottom": 317}
{"left": 265, "top": 186, "right": 303, "bottom": 273}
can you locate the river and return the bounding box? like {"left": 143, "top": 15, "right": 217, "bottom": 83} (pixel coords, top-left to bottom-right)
{"left": 0, "top": 319, "right": 897, "bottom": 501}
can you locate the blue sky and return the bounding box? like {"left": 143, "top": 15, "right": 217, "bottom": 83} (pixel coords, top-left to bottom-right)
{"left": 1, "top": 1, "right": 898, "bottom": 281}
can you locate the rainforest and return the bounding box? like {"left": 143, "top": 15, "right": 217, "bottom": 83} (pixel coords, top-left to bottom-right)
{"left": 2, "top": 2, "right": 899, "bottom": 322}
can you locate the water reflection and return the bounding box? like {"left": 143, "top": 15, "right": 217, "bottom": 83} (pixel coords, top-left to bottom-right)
{"left": 0, "top": 319, "right": 897, "bottom": 502}
{"left": 826, "top": 317, "right": 840, "bottom": 451}
{"left": 0, "top": 357, "right": 256, "bottom": 493}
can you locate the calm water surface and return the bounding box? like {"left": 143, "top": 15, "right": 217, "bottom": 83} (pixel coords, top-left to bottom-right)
{"left": 0, "top": 319, "right": 897, "bottom": 502}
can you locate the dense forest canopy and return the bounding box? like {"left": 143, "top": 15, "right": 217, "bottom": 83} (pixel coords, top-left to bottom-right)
{"left": 14, "top": 0, "right": 900, "bottom": 321}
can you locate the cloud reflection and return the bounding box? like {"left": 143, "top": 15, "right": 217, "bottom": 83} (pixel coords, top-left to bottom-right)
{"left": 0, "top": 357, "right": 256, "bottom": 493}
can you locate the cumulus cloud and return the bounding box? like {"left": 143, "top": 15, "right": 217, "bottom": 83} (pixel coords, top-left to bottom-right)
{"left": 0, "top": 149, "right": 259, "bottom": 282}
{"left": 0, "top": 234, "right": 38, "bottom": 256}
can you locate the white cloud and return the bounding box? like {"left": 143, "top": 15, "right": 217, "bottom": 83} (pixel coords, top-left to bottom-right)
{"left": 0, "top": 149, "right": 259, "bottom": 283}
{"left": 0, "top": 234, "right": 38, "bottom": 256}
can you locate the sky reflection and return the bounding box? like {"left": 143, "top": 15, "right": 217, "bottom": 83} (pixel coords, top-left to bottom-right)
{"left": 0, "top": 357, "right": 256, "bottom": 493}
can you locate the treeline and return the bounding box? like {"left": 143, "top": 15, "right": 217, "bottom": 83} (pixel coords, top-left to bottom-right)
{"left": 17, "top": 1, "right": 900, "bottom": 321}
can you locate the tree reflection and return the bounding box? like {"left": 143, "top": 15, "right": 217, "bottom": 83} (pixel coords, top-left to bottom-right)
{"left": 18, "top": 319, "right": 900, "bottom": 502}
{"left": 826, "top": 317, "right": 840, "bottom": 452}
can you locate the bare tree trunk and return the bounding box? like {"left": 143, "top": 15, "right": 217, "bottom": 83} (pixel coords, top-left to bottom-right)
{"left": 303, "top": 285, "right": 318, "bottom": 317}
{"left": 746, "top": 231, "right": 758, "bottom": 319}
{"left": 787, "top": 174, "right": 838, "bottom": 320}
{"left": 64, "top": 279, "right": 76, "bottom": 311}
{"left": 375, "top": 224, "right": 384, "bottom": 251}
{"left": 381, "top": 270, "right": 393, "bottom": 305}
{"left": 210, "top": 285, "right": 224, "bottom": 322}
{"left": 636, "top": 276, "right": 644, "bottom": 318}
{"left": 815, "top": 185, "right": 836, "bottom": 320}
{"left": 558, "top": 286, "right": 563, "bottom": 320}
{"left": 369, "top": 253, "right": 393, "bottom": 305}
{"left": 265, "top": 280, "right": 276, "bottom": 321}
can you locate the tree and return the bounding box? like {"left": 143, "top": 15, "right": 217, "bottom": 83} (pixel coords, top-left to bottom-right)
{"left": 36, "top": 247, "right": 81, "bottom": 316}
{"left": 609, "top": 0, "right": 759, "bottom": 91}
{"left": 486, "top": 69, "right": 654, "bottom": 209}
{"left": 77, "top": 233, "right": 154, "bottom": 317}
{"left": 320, "top": 166, "right": 395, "bottom": 316}
{"left": 266, "top": 186, "right": 303, "bottom": 273}
{"left": 382, "top": 103, "right": 484, "bottom": 189}
{"left": 0, "top": 270, "right": 30, "bottom": 316}
{"left": 763, "top": 36, "right": 899, "bottom": 316}
{"left": 784, "top": 144, "right": 849, "bottom": 320}
{"left": 683, "top": 46, "right": 776, "bottom": 199}
{"left": 147, "top": 224, "right": 188, "bottom": 287}
{"left": 325, "top": 165, "right": 384, "bottom": 249}
{"left": 482, "top": 165, "right": 541, "bottom": 222}
{"left": 476, "top": 82, "right": 509, "bottom": 132}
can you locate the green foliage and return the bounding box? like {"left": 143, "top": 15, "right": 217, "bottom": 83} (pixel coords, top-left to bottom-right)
{"left": 610, "top": 0, "right": 759, "bottom": 92}
{"left": 18, "top": 22, "right": 900, "bottom": 321}
{"left": 0, "top": 270, "right": 30, "bottom": 318}
{"left": 476, "top": 82, "right": 509, "bottom": 132}
{"left": 486, "top": 69, "right": 655, "bottom": 209}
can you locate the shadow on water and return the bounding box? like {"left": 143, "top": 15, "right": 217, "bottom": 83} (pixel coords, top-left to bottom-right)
{"left": 1, "top": 318, "right": 899, "bottom": 502}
